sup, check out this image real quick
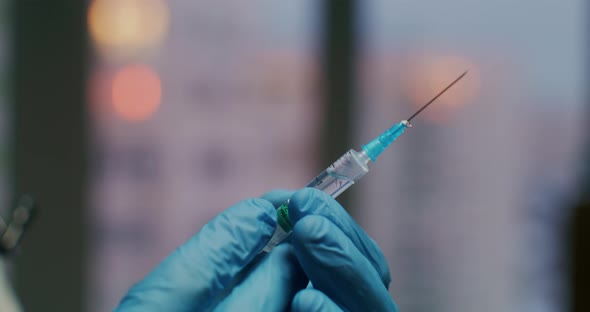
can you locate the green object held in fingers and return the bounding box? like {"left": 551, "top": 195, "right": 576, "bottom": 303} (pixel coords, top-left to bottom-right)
{"left": 276, "top": 202, "right": 292, "bottom": 232}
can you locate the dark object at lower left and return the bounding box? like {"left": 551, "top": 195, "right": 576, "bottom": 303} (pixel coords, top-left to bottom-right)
{"left": 0, "top": 195, "right": 36, "bottom": 255}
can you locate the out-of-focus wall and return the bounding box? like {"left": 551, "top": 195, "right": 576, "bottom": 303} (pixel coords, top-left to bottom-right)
{"left": 11, "top": 1, "right": 88, "bottom": 311}
{"left": 0, "top": 0, "right": 9, "bottom": 214}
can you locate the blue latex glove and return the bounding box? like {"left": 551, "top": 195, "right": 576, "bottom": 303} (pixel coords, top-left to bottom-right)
{"left": 114, "top": 196, "right": 307, "bottom": 311}
{"left": 286, "top": 188, "right": 399, "bottom": 312}
{"left": 115, "top": 188, "right": 397, "bottom": 311}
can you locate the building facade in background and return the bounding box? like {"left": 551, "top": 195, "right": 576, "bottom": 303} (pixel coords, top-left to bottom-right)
{"left": 357, "top": 1, "right": 584, "bottom": 312}
{"left": 86, "top": 1, "right": 320, "bottom": 311}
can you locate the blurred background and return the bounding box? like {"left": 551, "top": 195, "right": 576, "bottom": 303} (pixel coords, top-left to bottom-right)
{"left": 0, "top": 0, "right": 588, "bottom": 311}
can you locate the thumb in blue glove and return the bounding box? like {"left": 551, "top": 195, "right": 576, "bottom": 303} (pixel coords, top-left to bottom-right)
{"left": 115, "top": 196, "right": 306, "bottom": 311}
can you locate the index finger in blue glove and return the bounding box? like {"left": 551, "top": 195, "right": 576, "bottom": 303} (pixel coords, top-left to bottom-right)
{"left": 288, "top": 188, "right": 391, "bottom": 287}
{"left": 115, "top": 198, "right": 277, "bottom": 312}
{"left": 292, "top": 215, "right": 399, "bottom": 312}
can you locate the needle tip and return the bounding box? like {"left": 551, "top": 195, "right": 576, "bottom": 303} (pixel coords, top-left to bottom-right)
{"left": 406, "top": 70, "right": 469, "bottom": 122}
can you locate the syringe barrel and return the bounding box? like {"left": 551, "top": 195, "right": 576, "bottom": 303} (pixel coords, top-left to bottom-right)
{"left": 262, "top": 149, "right": 370, "bottom": 252}
{"left": 307, "top": 149, "right": 370, "bottom": 196}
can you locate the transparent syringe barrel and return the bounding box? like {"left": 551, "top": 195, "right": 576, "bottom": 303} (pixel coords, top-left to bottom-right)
{"left": 262, "top": 149, "right": 370, "bottom": 252}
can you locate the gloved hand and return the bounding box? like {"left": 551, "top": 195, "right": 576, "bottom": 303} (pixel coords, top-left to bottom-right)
{"left": 114, "top": 195, "right": 307, "bottom": 311}
{"left": 286, "top": 188, "right": 399, "bottom": 312}
{"left": 115, "top": 188, "right": 398, "bottom": 311}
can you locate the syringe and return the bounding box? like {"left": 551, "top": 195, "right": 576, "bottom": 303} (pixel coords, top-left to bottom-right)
{"left": 262, "top": 71, "right": 468, "bottom": 252}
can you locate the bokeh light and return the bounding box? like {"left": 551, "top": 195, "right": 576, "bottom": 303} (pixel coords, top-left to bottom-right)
{"left": 112, "top": 64, "right": 162, "bottom": 122}
{"left": 404, "top": 55, "right": 480, "bottom": 122}
{"left": 88, "top": 0, "right": 169, "bottom": 59}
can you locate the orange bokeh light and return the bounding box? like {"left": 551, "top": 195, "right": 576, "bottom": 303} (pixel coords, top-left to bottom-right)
{"left": 404, "top": 55, "right": 480, "bottom": 122}
{"left": 112, "top": 64, "right": 162, "bottom": 121}
{"left": 88, "top": 0, "right": 169, "bottom": 59}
